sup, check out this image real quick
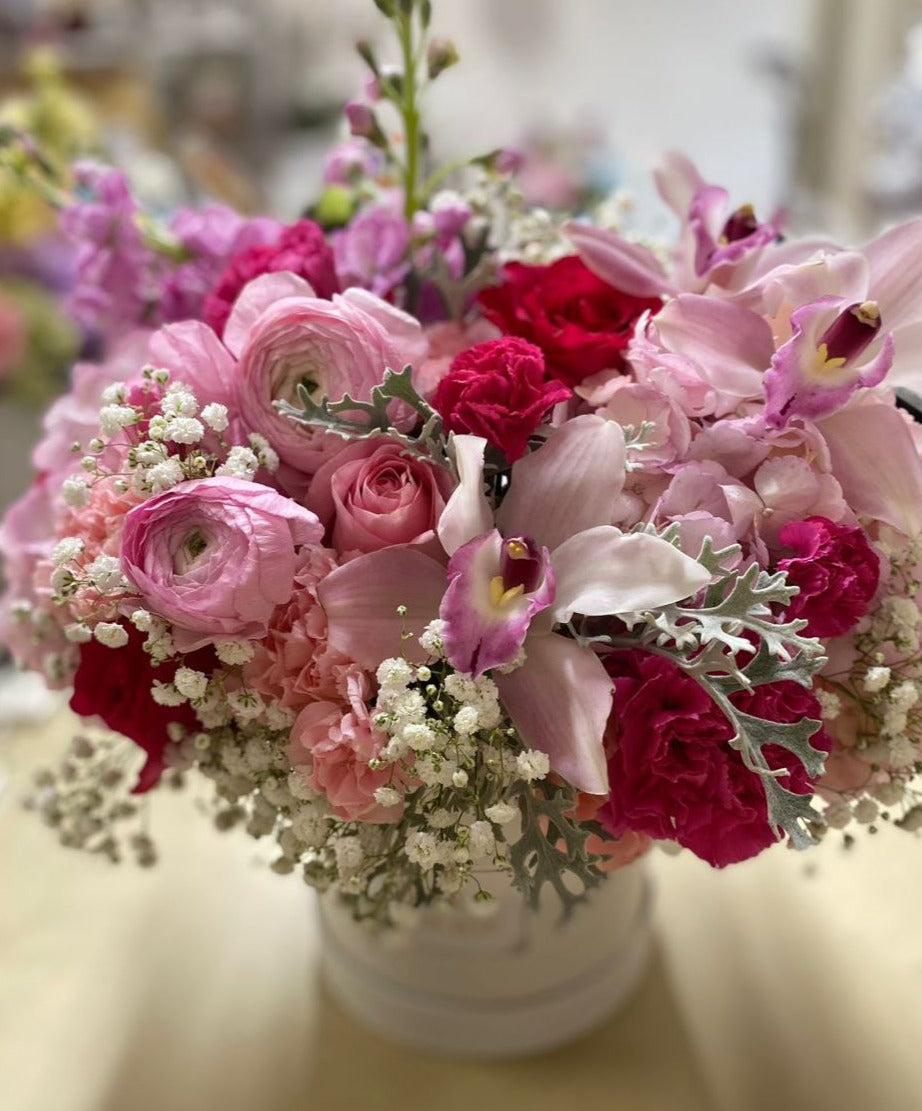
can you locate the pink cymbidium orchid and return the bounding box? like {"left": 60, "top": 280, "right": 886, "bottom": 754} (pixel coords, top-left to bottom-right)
{"left": 318, "top": 415, "right": 711, "bottom": 794}
{"left": 763, "top": 297, "right": 893, "bottom": 426}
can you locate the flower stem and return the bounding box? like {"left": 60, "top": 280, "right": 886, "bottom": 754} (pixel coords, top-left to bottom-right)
{"left": 396, "top": 8, "right": 421, "bottom": 221}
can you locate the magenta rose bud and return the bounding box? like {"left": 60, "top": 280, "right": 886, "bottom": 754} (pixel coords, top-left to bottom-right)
{"left": 307, "top": 437, "right": 454, "bottom": 559}
{"left": 432, "top": 337, "right": 571, "bottom": 461}
{"left": 120, "top": 477, "right": 324, "bottom": 652}
{"left": 777, "top": 516, "right": 880, "bottom": 637}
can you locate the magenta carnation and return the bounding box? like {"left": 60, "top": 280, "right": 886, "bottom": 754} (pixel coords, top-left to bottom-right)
{"left": 432, "top": 337, "right": 571, "bottom": 461}
{"left": 599, "top": 651, "right": 831, "bottom": 867}
{"left": 777, "top": 516, "right": 880, "bottom": 637}
{"left": 203, "top": 219, "right": 339, "bottom": 337}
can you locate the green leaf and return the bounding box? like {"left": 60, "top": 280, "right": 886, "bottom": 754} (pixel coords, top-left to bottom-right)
{"left": 277, "top": 365, "right": 449, "bottom": 465}
{"left": 507, "top": 780, "right": 604, "bottom": 919}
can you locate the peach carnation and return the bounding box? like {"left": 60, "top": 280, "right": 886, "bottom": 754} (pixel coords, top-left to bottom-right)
{"left": 244, "top": 545, "right": 365, "bottom": 709}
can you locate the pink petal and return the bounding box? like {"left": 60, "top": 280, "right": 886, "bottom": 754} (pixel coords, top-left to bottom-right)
{"left": 864, "top": 217, "right": 922, "bottom": 332}
{"left": 437, "top": 434, "right": 492, "bottom": 556}
{"left": 339, "top": 287, "right": 429, "bottom": 371}
{"left": 653, "top": 151, "right": 707, "bottom": 218}
{"left": 887, "top": 320, "right": 922, "bottom": 390}
{"left": 564, "top": 222, "right": 673, "bottom": 299}
{"left": 550, "top": 527, "right": 711, "bottom": 623}
{"left": 496, "top": 634, "right": 612, "bottom": 795}
{"left": 497, "top": 415, "right": 626, "bottom": 551}
{"left": 653, "top": 294, "right": 774, "bottom": 401}
{"left": 317, "top": 548, "right": 446, "bottom": 667}
{"left": 819, "top": 400, "right": 922, "bottom": 536}
{"left": 147, "top": 321, "right": 238, "bottom": 407}
{"left": 440, "top": 530, "right": 554, "bottom": 677}
{"left": 223, "top": 273, "right": 317, "bottom": 358}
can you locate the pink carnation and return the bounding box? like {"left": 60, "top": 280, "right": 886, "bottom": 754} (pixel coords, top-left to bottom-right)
{"left": 599, "top": 650, "right": 831, "bottom": 867}
{"left": 244, "top": 545, "right": 363, "bottom": 709}
{"left": 290, "top": 678, "right": 403, "bottom": 823}
{"left": 777, "top": 516, "right": 880, "bottom": 637}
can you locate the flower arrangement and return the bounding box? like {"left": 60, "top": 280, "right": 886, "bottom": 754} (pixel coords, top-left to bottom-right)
{"left": 4, "top": 0, "right": 922, "bottom": 927}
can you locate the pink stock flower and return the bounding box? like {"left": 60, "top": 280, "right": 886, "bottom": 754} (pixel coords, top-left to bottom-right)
{"left": 331, "top": 204, "right": 411, "bottom": 298}
{"left": 120, "top": 477, "right": 323, "bottom": 652}
{"left": 228, "top": 277, "right": 427, "bottom": 495}
{"left": 290, "top": 678, "right": 403, "bottom": 823}
{"left": 244, "top": 545, "right": 363, "bottom": 710}
{"left": 777, "top": 516, "right": 880, "bottom": 637}
{"left": 307, "top": 437, "right": 454, "bottom": 560}
{"left": 432, "top": 337, "right": 572, "bottom": 462}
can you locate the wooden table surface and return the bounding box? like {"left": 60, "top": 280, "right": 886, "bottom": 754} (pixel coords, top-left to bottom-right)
{"left": 1, "top": 708, "right": 920, "bottom": 1111}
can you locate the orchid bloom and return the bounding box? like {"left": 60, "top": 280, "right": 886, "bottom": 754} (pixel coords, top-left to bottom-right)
{"left": 565, "top": 153, "right": 789, "bottom": 300}
{"left": 317, "top": 415, "right": 711, "bottom": 794}
{"left": 763, "top": 297, "right": 893, "bottom": 426}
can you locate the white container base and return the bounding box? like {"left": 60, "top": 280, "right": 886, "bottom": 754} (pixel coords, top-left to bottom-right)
{"left": 318, "top": 860, "right": 652, "bottom": 1058}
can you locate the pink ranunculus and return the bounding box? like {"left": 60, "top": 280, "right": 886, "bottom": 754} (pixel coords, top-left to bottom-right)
{"left": 234, "top": 286, "right": 427, "bottom": 495}
{"left": 777, "top": 516, "right": 881, "bottom": 637}
{"left": 290, "top": 678, "right": 403, "bottom": 823}
{"left": 307, "top": 437, "right": 455, "bottom": 559}
{"left": 120, "top": 477, "right": 323, "bottom": 652}
{"left": 0, "top": 291, "right": 25, "bottom": 380}
{"left": 244, "top": 545, "right": 366, "bottom": 710}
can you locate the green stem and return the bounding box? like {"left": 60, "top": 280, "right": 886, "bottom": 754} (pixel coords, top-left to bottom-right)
{"left": 397, "top": 10, "right": 421, "bottom": 220}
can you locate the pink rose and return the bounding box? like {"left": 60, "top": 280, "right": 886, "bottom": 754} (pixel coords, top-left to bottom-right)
{"left": 233, "top": 284, "right": 427, "bottom": 495}
{"left": 120, "top": 476, "right": 323, "bottom": 651}
{"left": 307, "top": 437, "right": 454, "bottom": 559}
{"left": 290, "top": 679, "right": 403, "bottom": 822}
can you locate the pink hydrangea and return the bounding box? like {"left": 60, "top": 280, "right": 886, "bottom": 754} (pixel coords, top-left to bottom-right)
{"left": 290, "top": 678, "right": 403, "bottom": 823}
{"left": 244, "top": 545, "right": 364, "bottom": 709}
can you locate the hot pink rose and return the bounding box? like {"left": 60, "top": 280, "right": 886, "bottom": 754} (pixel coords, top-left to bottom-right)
{"left": 307, "top": 437, "right": 454, "bottom": 559}
{"left": 290, "top": 678, "right": 403, "bottom": 822}
{"left": 120, "top": 476, "right": 323, "bottom": 651}
{"left": 777, "top": 516, "right": 880, "bottom": 637}
{"left": 233, "top": 284, "right": 427, "bottom": 495}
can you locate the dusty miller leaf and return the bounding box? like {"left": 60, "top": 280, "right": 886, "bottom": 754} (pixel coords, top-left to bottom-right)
{"left": 507, "top": 780, "right": 604, "bottom": 919}
{"left": 277, "top": 365, "right": 448, "bottom": 464}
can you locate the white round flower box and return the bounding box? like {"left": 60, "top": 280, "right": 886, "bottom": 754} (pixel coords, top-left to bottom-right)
{"left": 318, "top": 859, "right": 652, "bottom": 1057}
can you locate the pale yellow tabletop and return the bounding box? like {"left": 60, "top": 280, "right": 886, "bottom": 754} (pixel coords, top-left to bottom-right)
{"left": 1, "top": 709, "right": 920, "bottom": 1111}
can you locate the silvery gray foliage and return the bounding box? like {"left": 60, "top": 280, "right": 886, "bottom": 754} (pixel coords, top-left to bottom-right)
{"left": 279, "top": 365, "right": 448, "bottom": 464}
{"left": 589, "top": 536, "right": 830, "bottom": 850}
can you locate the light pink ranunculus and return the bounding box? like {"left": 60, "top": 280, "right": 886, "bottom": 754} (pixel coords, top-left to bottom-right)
{"left": 120, "top": 477, "right": 323, "bottom": 651}
{"left": 307, "top": 437, "right": 454, "bottom": 559}
{"left": 290, "top": 678, "right": 403, "bottom": 823}
{"left": 234, "top": 285, "right": 427, "bottom": 495}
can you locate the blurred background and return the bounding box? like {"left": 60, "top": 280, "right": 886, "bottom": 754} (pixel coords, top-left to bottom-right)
{"left": 1, "top": 0, "right": 922, "bottom": 516}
